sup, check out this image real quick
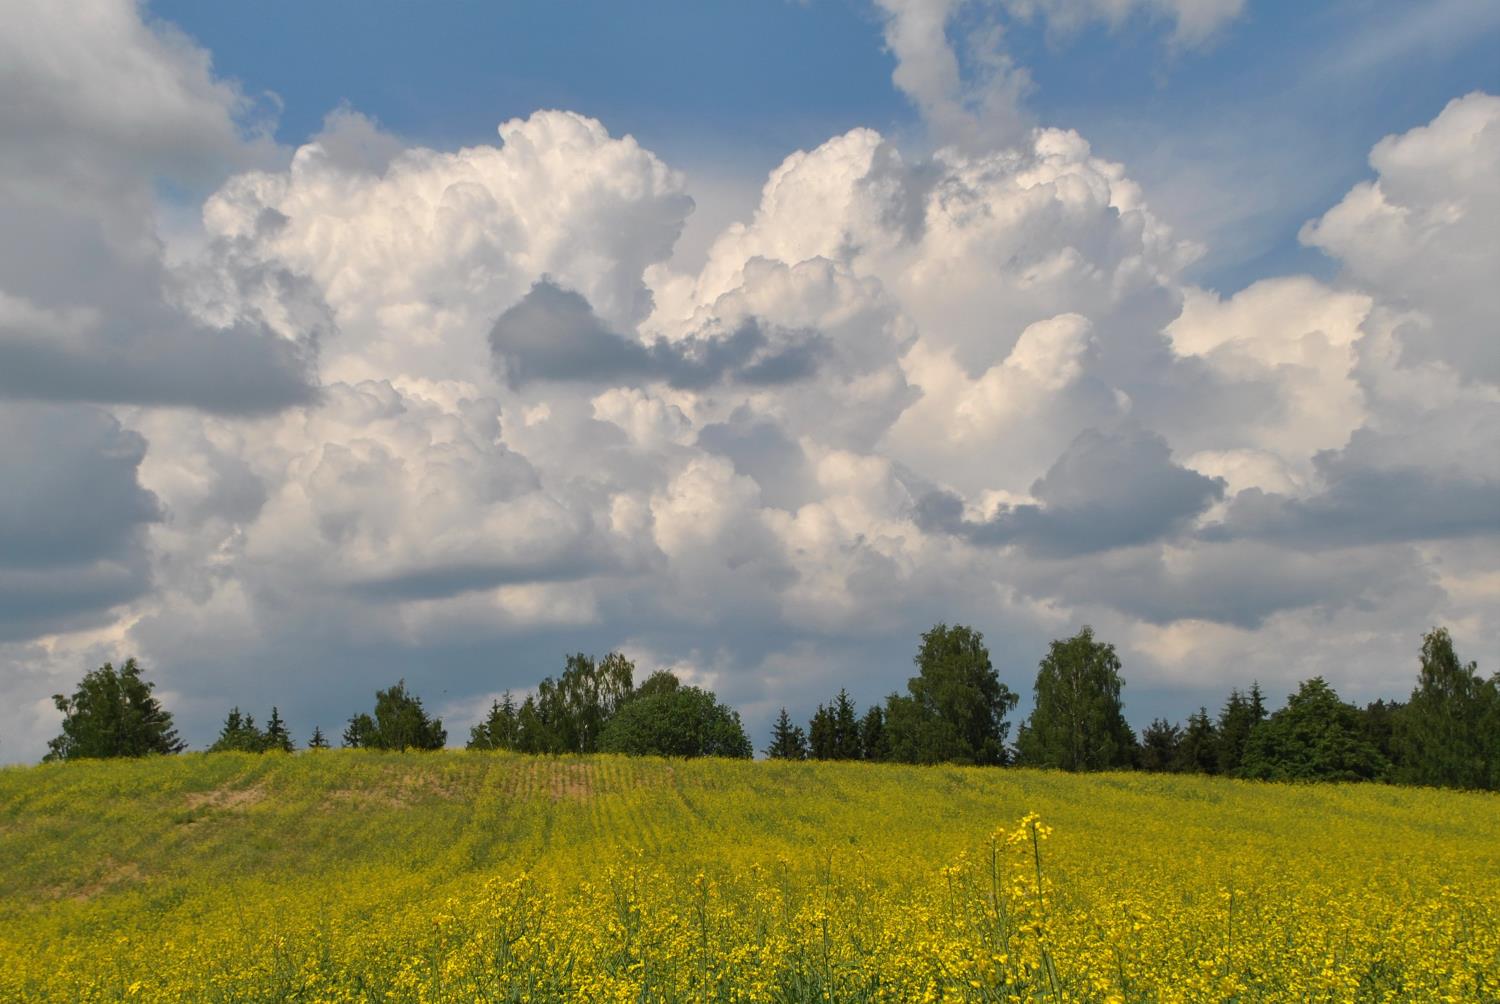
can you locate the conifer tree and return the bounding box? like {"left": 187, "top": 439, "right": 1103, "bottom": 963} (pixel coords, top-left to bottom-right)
{"left": 831, "top": 689, "right": 862, "bottom": 759}
{"left": 807, "top": 704, "right": 836, "bottom": 759}
{"left": 209, "top": 707, "right": 266, "bottom": 752}
{"left": 263, "top": 706, "right": 294, "bottom": 752}
{"left": 468, "top": 693, "right": 521, "bottom": 750}
{"left": 1215, "top": 688, "right": 1263, "bottom": 775}
{"left": 342, "top": 713, "right": 376, "bottom": 748}
{"left": 1138, "top": 719, "right": 1182, "bottom": 772}
{"left": 859, "top": 705, "right": 889, "bottom": 761}
{"left": 307, "top": 725, "right": 330, "bottom": 749}
{"left": 1174, "top": 707, "right": 1218, "bottom": 774}
{"left": 765, "top": 707, "right": 809, "bottom": 760}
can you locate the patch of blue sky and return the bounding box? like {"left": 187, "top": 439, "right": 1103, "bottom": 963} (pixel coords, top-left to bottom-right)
{"left": 149, "top": 0, "right": 1500, "bottom": 293}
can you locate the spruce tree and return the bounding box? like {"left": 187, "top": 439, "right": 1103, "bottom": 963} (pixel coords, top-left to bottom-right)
{"left": 264, "top": 707, "right": 294, "bottom": 752}
{"left": 209, "top": 707, "right": 266, "bottom": 752}
{"left": 342, "top": 713, "right": 376, "bottom": 748}
{"left": 1240, "top": 677, "right": 1388, "bottom": 781}
{"left": 831, "top": 690, "right": 862, "bottom": 759}
{"left": 1215, "top": 688, "right": 1261, "bottom": 774}
{"left": 468, "top": 693, "right": 521, "bottom": 750}
{"left": 1138, "top": 719, "right": 1182, "bottom": 772}
{"left": 307, "top": 725, "right": 330, "bottom": 749}
{"left": 859, "top": 705, "right": 889, "bottom": 761}
{"left": 765, "top": 707, "right": 809, "bottom": 760}
{"left": 1174, "top": 708, "right": 1218, "bottom": 774}
{"left": 807, "top": 705, "right": 836, "bottom": 759}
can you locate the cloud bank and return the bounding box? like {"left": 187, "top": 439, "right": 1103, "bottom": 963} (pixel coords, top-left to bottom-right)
{"left": 1, "top": 0, "right": 1495, "bottom": 759}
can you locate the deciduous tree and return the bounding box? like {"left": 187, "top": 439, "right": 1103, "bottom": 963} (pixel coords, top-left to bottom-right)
{"left": 45, "top": 659, "right": 184, "bottom": 761}
{"left": 1015, "top": 626, "right": 1134, "bottom": 771}
{"left": 1240, "top": 677, "right": 1388, "bottom": 782}
{"left": 885, "top": 624, "right": 1018, "bottom": 766}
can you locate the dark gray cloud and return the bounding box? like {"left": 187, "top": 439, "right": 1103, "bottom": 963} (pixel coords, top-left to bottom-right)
{"left": 350, "top": 552, "right": 612, "bottom": 602}
{"left": 0, "top": 182, "right": 322, "bottom": 415}
{"left": 1019, "top": 540, "right": 1436, "bottom": 629}
{"left": 0, "top": 316, "right": 318, "bottom": 414}
{"left": 697, "top": 411, "right": 816, "bottom": 511}
{"left": 917, "top": 424, "right": 1225, "bottom": 556}
{"left": 1204, "top": 426, "right": 1500, "bottom": 549}
{"left": 0, "top": 403, "right": 160, "bottom": 638}
{"left": 489, "top": 280, "right": 826, "bottom": 390}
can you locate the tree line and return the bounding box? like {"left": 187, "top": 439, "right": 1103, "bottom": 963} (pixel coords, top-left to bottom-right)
{"left": 38, "top": 626, "right": 1500, "bottom": 791}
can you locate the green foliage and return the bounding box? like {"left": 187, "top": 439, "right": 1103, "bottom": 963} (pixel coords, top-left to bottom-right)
{"left": 1138, "top": 718, "right": 1181, "bottom": 772}
{"left": 599, "top": 684, "right": 752, "bottom": 758}
{"left": 808, "top": 689, "right": 863, "bottom": 760}
{"left": 1395, "top": 627, "right": 1497, "bottom": 790}
{"left": 1361, "top": 698, "right": 1404, "bottom": 768}
{"left": 342, "top": 681, "right": 446, "bottom": 751}
{"left": 502, "top": 652, "right": 637, "bottom": 754}
{"left": 342, "top": 713, "right": 376, "bottom": 749}
{"left": 210, "top": 706, "right": 293, "bottom": 753}
{"left": 1015, "top": 627, "right": 1134, "bottom": 771}
{"left": 45, "top": 658, "right": 184, "bottom": 761}
{"left": 859, "top": 705, "right": 889, "bottom": 761}
{"left": 264, "top": 707, "right": 294, "bottom": 752}
{"left": 468, "top": 692, "right": 521, "bottom": 751}
{"left": 307, "top": 726, "right": 330, "bottom": 750}
{"left": 764, "top": 707, "right": 808, "bottom": 760}
{"left": 1215, "top": 685, "right": 1266, "bottom": 775}
{"left": 884, "top": 624, "right": 1018, "bottom": 766}
{"left": 1240, "top": 677, "right": 1389, "bottom": 782}
{"left": 209, "top": 708, "right": 266, "bottom": 753}
{"left": 633, "top": 670, "right": 681, "bottom": 700}
{"left": 1173, "top": 707, "right": 1218, "bottom": 774}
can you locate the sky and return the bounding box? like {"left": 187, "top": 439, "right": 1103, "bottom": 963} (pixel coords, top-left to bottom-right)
{"left": 1, "top": 0, "right": 1498, "bottom": 761}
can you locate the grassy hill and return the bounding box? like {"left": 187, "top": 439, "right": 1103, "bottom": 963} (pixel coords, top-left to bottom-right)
{"left": 3, "top": 751, "right": 1498, "bottom": 1001}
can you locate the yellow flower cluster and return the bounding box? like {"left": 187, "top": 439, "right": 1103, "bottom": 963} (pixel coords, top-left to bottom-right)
{"left": 1, "top": 751, "right": 1497, "bottom": 1001}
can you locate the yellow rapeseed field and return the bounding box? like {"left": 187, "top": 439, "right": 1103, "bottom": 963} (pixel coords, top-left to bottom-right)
{"left": 1, "top": 751, "right": 1496, "bottom": 1002}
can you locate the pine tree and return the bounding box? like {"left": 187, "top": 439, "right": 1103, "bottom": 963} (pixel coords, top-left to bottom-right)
{"left": 1216, "top": 689, "right": 1256, "bottom": 774}
{"left": 342, "top": 713, "right": 376, "bottom": 748}
{"left": 468, "top": 693, "right": 521, "bottom": 750}
{"left": 831, "top": 689, "right": 862, "bottom": 759}
{"left": 765, "top": 707, "right": 809, "bottom": 760}
{"left": 859, "top": 705, "right": 889, "bottom": 761}
{"left": 1138, "top": 719, "right": 1182, "bottom": 772}
{"left": 264, "top": 706, "right": 294, "bottom": 752}
{"left": 807, "top": 705, "right": 836, "bottom": 759}
{"left": 307, "top": 725, "right": 330, "bottom": 750}
{"left": 1174, "top": 707, "right": 1218, "bottom": 774}
{"left": 209, "top": 707, "right": 266, "bottom": 753}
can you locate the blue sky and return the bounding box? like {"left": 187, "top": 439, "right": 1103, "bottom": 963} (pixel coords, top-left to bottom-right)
{"left": 3, "top": 1, "right": 1498, "bottom": 758}
{"left": 151, "top": 0, "right": 1500, "bottom": 290}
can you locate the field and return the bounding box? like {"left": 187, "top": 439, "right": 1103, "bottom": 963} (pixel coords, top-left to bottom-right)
{"left": 1, "top": 752, "right": 1497, "bottom": 1002}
